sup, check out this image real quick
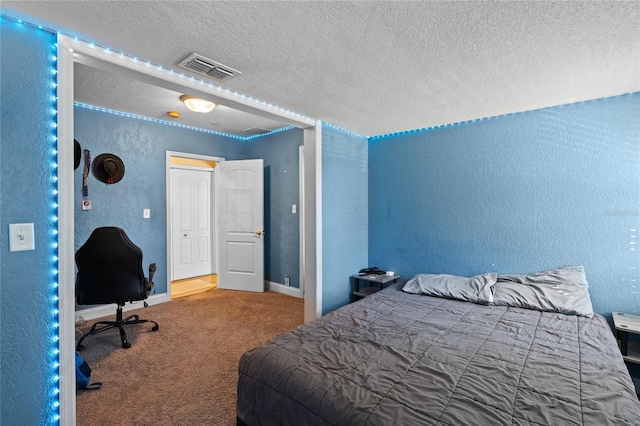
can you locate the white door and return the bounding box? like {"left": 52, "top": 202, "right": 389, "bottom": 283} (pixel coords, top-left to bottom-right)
{"left": 218, "top": 159, "right": 264, "bottom": 292}
{"left": 170, "top": 168, "right": 212, "bottom": 280}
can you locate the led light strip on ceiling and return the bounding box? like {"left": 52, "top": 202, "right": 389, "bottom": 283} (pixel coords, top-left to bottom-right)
{"left": 74, "top": 102, "right": 296, "bottom": 140}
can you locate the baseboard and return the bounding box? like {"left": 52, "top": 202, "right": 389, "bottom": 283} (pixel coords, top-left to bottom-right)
{"left": 266, "top": 280, "right": 302, "bottom": 298}
{"left": 74, "top": 293, "right": 170, "bottom": 323}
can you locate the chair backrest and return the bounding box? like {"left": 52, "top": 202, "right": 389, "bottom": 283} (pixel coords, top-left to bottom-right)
{"left": 76, "top": 227, "right": 147, "bottom": 305}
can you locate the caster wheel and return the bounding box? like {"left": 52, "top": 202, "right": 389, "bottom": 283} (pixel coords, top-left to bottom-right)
{"left": 123, "top": 342, "right": 131, "bottom": 349}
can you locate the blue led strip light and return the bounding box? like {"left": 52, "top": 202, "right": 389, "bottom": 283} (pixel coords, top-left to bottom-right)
{"left": 244, "top": 125, "right": 296, "bottom": 140}
{"left": 369, "top": 91, "right": 640, "bottom": 141}
{"left": 1, "top": 14, "right": 315, "bottom": 130}
{"left": 63, "top": 35, "right": 313, "bottom": 123}
{"left": 322, "top": 122, "right": 366, "bottom": 139}
{"left": 1, "top": 14, "right": 63, "bottom": 424}
{"left": 74, "top": 102, "right": 295, "bottom": 140}
{"left": 49, "top": 35, "right": 62, "bottom": 425}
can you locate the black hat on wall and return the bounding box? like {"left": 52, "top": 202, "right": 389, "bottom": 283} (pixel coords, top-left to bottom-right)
{"left": 92, "top": 153, "right": 125, "bottom": 184}
{"left": 74, "top": 140, "right": 81, "bottom": 170}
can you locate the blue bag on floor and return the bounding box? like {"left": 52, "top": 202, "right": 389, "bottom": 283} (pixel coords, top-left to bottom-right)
{"left": 75, "top": 351, "right": 102, "bottom": 391}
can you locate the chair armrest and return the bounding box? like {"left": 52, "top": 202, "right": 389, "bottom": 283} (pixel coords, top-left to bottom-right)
{"left": 148, "top": 263, "right": 157, "bottom": 283}
{"left": 144, "top": 263, "right": 157, "bottom": 298}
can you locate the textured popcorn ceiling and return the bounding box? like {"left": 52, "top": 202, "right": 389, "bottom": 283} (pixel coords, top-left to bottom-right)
{"left": 2, "top": 1, "right": 639, "bottom": 136}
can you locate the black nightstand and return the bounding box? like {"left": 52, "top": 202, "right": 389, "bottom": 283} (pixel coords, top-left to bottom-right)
{"left": 613, "top": 312, "right": 640, "bottom": 397}
{"left": 613, "top": 312, "right": 640, "bottom": 364}
{"left": 351, "top": 273, "right": 400, "bottom": 302}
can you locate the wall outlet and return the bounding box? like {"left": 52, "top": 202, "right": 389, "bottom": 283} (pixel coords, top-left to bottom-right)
{"left": 284, "top": 275, "right": 290, "bottom": 286}
{"left": 143, "top": 209, "right": 151, "bottom": 219}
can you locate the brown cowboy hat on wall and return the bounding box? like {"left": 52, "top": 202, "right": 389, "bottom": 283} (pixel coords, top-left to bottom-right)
{"left": 92, "top": 153, "right": 125, "bottom": 184}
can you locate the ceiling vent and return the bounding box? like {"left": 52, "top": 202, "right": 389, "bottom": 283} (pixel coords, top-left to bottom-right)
{"left": 177, "top": 53, "right": 241, "bottom": 82}
{"left": 243, "top": 127, "right": 271, "bottom": 136}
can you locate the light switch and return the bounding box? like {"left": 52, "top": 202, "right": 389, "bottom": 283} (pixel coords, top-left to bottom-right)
{"left": 9, "top": 223, "right": 35, "bottom": 252}
{"left": 143, "top": 209, "right": 151, "bottom": 219}
{"left": 292, "top": 204, "right": 297, "bottom": 214}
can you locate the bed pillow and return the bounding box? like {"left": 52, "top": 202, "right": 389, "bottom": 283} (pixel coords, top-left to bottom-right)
{"left": 493, "top": 265, "right": 594, "bottom": 317}
{"left": 402, "top": 272, "right": 497, "bottom": 304}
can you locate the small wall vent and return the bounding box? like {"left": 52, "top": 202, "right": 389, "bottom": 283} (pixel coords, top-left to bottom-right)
{"left": 177, "top": 53, "right": 241, "bottom": 82}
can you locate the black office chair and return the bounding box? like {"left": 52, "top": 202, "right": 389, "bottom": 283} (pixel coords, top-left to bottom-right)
{"left": 75, "top": 227, "right": 159, "bottom": 351}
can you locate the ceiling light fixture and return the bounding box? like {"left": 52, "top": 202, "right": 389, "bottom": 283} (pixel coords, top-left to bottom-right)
{"left": 179, "top": 94, "right": 216, "bottom": 113}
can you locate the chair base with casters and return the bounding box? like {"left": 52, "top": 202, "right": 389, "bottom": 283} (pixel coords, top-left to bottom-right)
{"left": 76, "top": 302, "right": 159, "bottom": 351}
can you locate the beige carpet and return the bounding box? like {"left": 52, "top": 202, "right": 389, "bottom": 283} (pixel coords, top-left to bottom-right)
{"left": 76, "top": 288, "right": 304, "bottom": 425}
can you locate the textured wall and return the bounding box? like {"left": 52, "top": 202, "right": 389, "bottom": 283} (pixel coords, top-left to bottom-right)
{"left": 322, "top": 125, "right": 369, "bottom": 314}
{"left": 246, "top": 129, "right": 303, "bottom": 288}
{"left": 0, "top": 21, "right": 57, "bottom": 425}
{"left": 369, "top": 94, "right": 640, "bottom": 317}
{"left": 74, "top": 107, "right": 248, "bottom": 297}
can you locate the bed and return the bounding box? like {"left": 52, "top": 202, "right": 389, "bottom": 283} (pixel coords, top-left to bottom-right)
{"left": 237, "top": 267, "right": 640, "bottom": 425}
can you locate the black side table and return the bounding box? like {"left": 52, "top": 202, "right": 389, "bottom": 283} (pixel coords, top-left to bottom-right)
{"left": 351, "top": 273, "right": 400, "bottom": 302}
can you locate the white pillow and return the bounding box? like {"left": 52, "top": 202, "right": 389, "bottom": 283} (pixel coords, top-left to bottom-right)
{"left": 402, "top": 272, "right": 497, "bottom": 304}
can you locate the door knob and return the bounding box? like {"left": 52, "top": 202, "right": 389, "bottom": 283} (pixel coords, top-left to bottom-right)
{"left": 255, "top": 231, "right": 263, "bottom": 236}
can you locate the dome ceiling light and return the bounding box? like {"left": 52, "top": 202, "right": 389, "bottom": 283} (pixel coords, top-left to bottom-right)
{"left": 180, "top": 94, "right": 217, "bottom": 113}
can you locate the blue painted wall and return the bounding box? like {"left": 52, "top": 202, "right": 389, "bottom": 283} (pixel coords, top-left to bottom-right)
{"left": 322, "top": 125, "right": 369, "bottom": 314}
{"left": 74, "top": 106, "right": 247, "bottom": 297}
{"left": 3, "top": 14, "right": 638, "bottom": 426}
{"left": 0, "top": 21, "right": 57, "bottom": 425}
{"left": 369, "top": 94, "right": 640, "bottom": 317}
{"left": 246, "top": 129, "right": 303, "bottom": 288}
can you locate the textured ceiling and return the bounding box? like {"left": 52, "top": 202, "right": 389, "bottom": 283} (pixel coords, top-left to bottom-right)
{"left": 73, "top": 63, "right": 288, "bottom": 136}
{"left": 2, "top": 1, "right": 639, "bottom": 137}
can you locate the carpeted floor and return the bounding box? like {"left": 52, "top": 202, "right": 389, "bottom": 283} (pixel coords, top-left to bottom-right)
{"left": 76, "top": 288, "right": 304, "bottom": 425}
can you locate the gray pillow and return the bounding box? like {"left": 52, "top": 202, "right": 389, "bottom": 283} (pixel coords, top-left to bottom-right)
{"left": 402, "top": 272, "right": 497, "bottom": 304}
{"left": 493, "top": 265, "right": 594, "bottom": 317}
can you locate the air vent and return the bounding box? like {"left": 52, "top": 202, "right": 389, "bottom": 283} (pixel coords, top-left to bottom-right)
{"left": 243, "top": 127, "right": 271, "bottom": 136}
{"left": 177, "top": 53, "right": 241, "bottom": 82}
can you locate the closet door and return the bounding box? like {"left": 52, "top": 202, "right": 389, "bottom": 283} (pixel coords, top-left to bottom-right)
{"left": 170, "top": 167, "right": 212, "bottom": 280}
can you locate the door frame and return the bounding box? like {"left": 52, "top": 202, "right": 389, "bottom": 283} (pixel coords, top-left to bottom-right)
{"left": 166, "top": 151, "right": 223, "bottom": 295}
{"left": 57, "top": 34, "right": 321, "bottom": 425}
{"left": 299, "top": 146, "right": 305, "bottom": 300}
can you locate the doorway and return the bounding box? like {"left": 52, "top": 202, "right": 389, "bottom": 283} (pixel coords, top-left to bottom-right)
{"left": 57, "top": 34, "right": 321, "bottom": 424}
{"left": 170, "top": 167, "right": 213, "bottom": 280}
{"left": 167, "top": 152, "right": 222, "bottom": 299}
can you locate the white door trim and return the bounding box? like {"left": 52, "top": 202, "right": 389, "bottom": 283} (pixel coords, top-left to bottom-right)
{"left": 304, "top": 123, "right": 323, "bottom": 322}
{"left": 170, "top": 165, "right": 215, "bottom": 172}
{"left": 56, "top": 34, "right": 76, "bottom": 425}
{"left": 299, "top": 146, "right": 305, "bottom": 300}
{"left": 57, "top": 34, "right": 320, "bottom": 426}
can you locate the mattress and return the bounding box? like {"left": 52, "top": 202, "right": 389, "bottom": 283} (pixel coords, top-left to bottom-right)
{"left": 237, "top": 283, "right": 640, "bottom": 425}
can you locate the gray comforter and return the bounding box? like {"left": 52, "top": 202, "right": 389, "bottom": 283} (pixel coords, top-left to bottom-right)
{"left": 237, "top": 283, "right": 640, "bottom": 425}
